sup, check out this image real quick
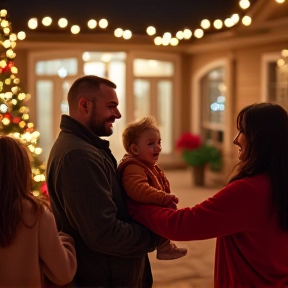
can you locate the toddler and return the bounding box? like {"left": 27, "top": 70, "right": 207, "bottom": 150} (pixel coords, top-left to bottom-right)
{"left": 117, "top": 116, "right": 188, "bottom": 260}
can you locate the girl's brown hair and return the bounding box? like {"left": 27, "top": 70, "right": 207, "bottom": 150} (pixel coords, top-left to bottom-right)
{"left": 0, "top": 136, "right": 49, "bottom": 247}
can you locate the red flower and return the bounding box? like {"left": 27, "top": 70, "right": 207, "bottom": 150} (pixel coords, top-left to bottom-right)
{"left": 176, "top": 132, "right": 201, "bottom": 150}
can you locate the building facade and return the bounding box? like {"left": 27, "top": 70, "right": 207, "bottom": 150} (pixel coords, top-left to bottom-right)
{"left": 13, "top": 0, "right": 288, "bottom": 183}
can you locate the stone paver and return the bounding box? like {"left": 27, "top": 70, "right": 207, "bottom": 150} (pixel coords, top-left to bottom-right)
{"left": 149, "top": 169, "right": 221, "bottom": 288}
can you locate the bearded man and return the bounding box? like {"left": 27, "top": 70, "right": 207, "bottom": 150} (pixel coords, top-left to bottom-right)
{"left": 47, "top": 75, "right": 162, "bottom": 288}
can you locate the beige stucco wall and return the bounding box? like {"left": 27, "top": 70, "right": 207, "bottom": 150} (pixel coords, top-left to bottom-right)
{"left": 234, "top": 41, "right": 288, "bottom": 112}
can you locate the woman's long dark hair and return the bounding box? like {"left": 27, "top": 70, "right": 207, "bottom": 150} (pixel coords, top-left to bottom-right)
{"left": 0, "top": 136, "right": 49, "bottom": 247}
{"left": 228, "top": 103, "right": 288, "bottom": 231}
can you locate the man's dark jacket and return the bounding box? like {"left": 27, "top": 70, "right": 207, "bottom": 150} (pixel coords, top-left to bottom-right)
{"left": 46, "top": 115, "right": 159, "bottom": 287}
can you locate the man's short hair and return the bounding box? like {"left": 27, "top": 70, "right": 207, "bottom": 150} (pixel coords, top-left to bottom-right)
{"left": 68, "top": 75, "right": 116, "bottom": 104}
{"left": 122, "top": 116, "right": 159, "bottom": 153}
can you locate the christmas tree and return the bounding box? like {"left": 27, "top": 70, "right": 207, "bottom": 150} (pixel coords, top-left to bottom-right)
{"left": 0, "top": 9, "right": 47, "bottom": 198}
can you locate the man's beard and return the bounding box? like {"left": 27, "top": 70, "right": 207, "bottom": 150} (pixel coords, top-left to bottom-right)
{"left": 87, "top": 108, "right": 113, "bottom": 137}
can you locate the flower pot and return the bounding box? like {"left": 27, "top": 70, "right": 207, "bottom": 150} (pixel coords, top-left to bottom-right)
{"left": 192, "top": 165, "right": 205, "bottom": 186}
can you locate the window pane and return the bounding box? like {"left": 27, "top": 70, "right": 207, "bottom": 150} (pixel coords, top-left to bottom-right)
{"left": 157, "top": 81, "right": 172, "bottom": 153}
{"left": 36, "top": 80, "right": 53, "bottom": 161}
{"left": 36, "top": 58, "right": 77, "bottom": 76}
{"left": 133, "top": 79, "right": 150, "bottom": 119}
{"left": 276, "top": 62, "right": 288, "bottom": 110}
{"left": 202, "top": 67, "right": 225, "bottom": 125}
{"left": 134, "top": 59, "right": 174, "bottom": 77}
{"left": 82, "top": 51, "right": 127, "bottom": 162}
{"left": 61, "top": 81, "right": 70, "bottom": 114}
{"left": 84, "top": 62, "right": 106, "bottom": 77}
{"left": 268, "top": 62, "right": 277, "bottom": 102}
{"left": 109, "top": 61, "right": 126, "bottom": 121}
{"left": 82, "top": 52, "right": 126, "bottom": 62}
{"left": 105, "top": 61, "right": 126, "bottom": 163}
{"left": 203, "top": 129, "right": 223, "bottom": 143}
{"left": 82, "top": 52, "right": 127, "bottom": 79}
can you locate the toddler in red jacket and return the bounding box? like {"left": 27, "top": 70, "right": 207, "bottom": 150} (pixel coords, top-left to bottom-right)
{"left": 117, "top": 116, "right": 187, "bottom": 260}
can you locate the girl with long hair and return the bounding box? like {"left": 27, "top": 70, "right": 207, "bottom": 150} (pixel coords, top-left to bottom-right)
{"left": 0, "top": 136, "right": 77, "bottom": 287}
{"left": 128, "top": 103, "right": 288, "bottom": 288}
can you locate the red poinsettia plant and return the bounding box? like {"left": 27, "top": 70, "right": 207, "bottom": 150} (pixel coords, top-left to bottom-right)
{"left": 176, "top": 132, "right": 202, "bottom": 150}
{"left": 176, "top": 132, "right": 222, "bottom": 171}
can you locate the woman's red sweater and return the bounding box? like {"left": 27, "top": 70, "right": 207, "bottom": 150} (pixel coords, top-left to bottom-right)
{"left": 128, "top": 174, "right": 288, "bottom": 288}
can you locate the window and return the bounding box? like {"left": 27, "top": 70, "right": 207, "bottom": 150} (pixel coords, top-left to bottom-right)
{"left": 200, "top": 67, "right": 225, "bottom": 146}
{"left": 133, "top": 79, "right": 150, "bottom": 119}
{"left": 157, "top": 81, "right": 172, "bottom": 153}
{"left": 276, "top": 59, "right": 288, "bottom": 110}
{"left": 264, "top": 55, "right": 288, "bottom": 109}
{"left": 36, "top": 58, "right": 77, "bottom": 76}
{"left": 267, "top": 62, "right": 277, "bottom": 102}
{"left": 133, "top": 58, "right": 175, "bottom": 154}
{"left": 133, "top": 59, "right": 174, "bottom": 77}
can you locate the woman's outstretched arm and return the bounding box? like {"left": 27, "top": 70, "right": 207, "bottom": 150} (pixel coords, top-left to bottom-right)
{"left": 128, "top": 175, "right": 271, "bottom": 241}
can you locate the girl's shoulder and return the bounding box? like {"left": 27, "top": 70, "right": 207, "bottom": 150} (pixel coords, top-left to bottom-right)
{"left": 21, "top": 198, "right": 50, "bottom": 227}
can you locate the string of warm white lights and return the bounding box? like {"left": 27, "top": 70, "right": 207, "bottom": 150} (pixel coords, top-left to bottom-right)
{"left": 23, "top": 0, "right": 253, "bottom": 47}
{"left": 1, "top": 0, "right": 286, "bottom": 47}
{"left": 25, "top": 11, "right": 251, "bottom": 47}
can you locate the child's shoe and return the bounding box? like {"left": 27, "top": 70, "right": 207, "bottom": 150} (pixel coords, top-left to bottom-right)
{"left": 156, "top": 240, "right": 188, "bottom": 260}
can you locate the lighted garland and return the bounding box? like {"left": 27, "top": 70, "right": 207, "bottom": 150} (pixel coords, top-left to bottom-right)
{"left": 24, "top": 11, "right": 252, "bottom": 47}
{"left": 1, "top": 0, "right": 286, "bottom": 46}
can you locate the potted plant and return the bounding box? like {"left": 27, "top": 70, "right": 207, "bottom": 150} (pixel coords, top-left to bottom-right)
{"left": 176, "top": 132, "right": 222, "bottom": 185}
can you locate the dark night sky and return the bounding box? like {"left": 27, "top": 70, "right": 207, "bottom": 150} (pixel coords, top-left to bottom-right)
{"left": 1, "top": 0, "right": 258, "bottom": 35}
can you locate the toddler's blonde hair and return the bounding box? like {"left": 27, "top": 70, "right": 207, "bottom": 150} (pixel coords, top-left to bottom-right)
{"left": 122, "top": 116, "right": 159, "bottom": 153}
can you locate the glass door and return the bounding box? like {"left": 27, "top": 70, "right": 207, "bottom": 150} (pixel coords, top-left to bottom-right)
{"left": 133, "top": 78, "right": 173, "bottom": 154}
{"left": 133, "top": 58, "right": 174, "bottom": 155}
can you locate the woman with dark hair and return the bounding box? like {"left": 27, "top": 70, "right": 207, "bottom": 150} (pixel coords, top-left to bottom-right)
{"left": 128, "top": 103, "right": 288, "bottom": 288}
{"left": 0, "top": 136, "right": 77, "bottom": 287}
